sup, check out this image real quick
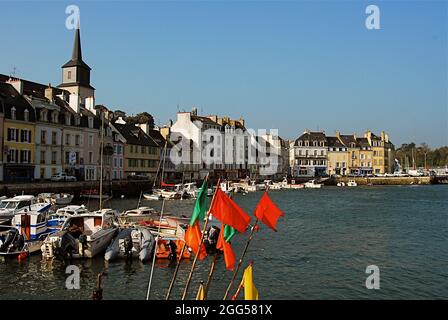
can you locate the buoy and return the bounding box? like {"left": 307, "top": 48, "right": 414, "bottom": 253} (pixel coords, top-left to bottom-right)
{"left": 17, "top": 251, "right": 29, "bottom": 262}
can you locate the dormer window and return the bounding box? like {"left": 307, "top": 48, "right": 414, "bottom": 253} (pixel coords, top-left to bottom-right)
{"left": 40, "top": 110, "right": 47, "bottom": 122}
{"left": 68, "top": 71, "right": 72, "bottom": 80}
{"left": 88, "top": 117, "right": 93, "bottom": 128}
{"left": 11, "top": 107, "right": 16, "bottom": 120}
{"left": 24, "top": 109, "right": 29, "bottom": 122}
{"left": 350, "top": 143, "right": 356, "bottom": 148}
{"left": 298, "top": 141, "right": 302, "bottom": 147}
{"left": 305, "top": 141, "right": 309, "bottom": 147}
{"left": 52, "top": 112, "right": 59, "bottom": 123}
{"left": 75, "top": 115, "right": 81, "bottom": 126}
{"left": 320, "top": 141, "right": 324, "bottom": 147}
{"left": 65, "top": 115, "right": 71, "bottom": 126}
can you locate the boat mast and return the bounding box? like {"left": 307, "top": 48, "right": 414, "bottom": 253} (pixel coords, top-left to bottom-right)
{"left": 98, "top": 107, "right": 105, "bottom": 211}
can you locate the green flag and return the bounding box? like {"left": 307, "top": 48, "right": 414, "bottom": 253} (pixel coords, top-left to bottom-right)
{"left": 224, "top": 224, "right": 236, "bottom": 242}
{"left": 189, "top": 179, "right": 209, "bottom": 226}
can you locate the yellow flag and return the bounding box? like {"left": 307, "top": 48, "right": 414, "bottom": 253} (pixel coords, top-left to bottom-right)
{"left": 242, "top": 265, "right": 259, "bottom": 300}
{"left": 196, "top": 282, "right": 205, "bottom": 300}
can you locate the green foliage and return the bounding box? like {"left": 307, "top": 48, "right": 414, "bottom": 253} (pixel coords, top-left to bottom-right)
{"left": 396, "top": 143, "right": 448, "bottom": 168}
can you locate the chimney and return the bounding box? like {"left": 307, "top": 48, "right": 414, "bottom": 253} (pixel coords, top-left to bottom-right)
{"left": 191, "top": 106, "right": 198, "bottom": 116}
{"left": 7, "top": 78, "right": 23, "bottom": 95}
{"left": 85, "top": 96, "right": 95, "bottom": 113}
{"left": 384, "top": 133, "right": 389, "bottom": 143}
{"left": 137, "top": 123, "right": 150, "bottom": 135}
{"left": 45, "top": 84, "right": 54, "bottom": 103}
{"left": 380, "top": 131, "right": 386, "bottom": 141}
{"left": 116, "top": 116, "right": 126, "bottom": 124}
{"left": 68, "top": 94, "right": 80, "bottom": 113}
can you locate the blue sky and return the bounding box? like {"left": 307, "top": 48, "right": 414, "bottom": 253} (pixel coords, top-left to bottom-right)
{"left": 1, "top": 0, "right": 447, "bottom": 147}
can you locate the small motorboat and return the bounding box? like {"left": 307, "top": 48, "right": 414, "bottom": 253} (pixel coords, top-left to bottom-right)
{"left": 105, "top": 227, "right": 155, "bottom": 262}
{"left": 304, "top": 180, "right": 323, "bottom": 189}
{"left": 80, "top": 189, "right": 110, "bottom": 200}
{"left": 47, "top": 205, "right": 89, "bottom": 232}
{"left": 54, "top": 193, "right": 75, "bottom": 205}
{"left": 347, "top": 180, "right": 357, "bottom": 187}
{"left": 155, "top": 238, "right": 190, "bottom": 260}
{"left": 41, "top": 210, "right": 118, "bottom": 259}
{"left": 0, "top": 195, "right": 52, "bottom": 225}
{"left": 118, "top": 207, "right": 159, "bottom": 225}
{"left": 337, "top": 182, "right": 345, "bottom": 187}
{"left": 0, "top": 209, "right": 57, "bottom": 258}
{"left": 143, "top": 193, "right": 162, "bottom": 201}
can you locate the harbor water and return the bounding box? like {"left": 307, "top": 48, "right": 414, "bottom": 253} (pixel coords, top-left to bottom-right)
{"left": 0, "top": 185, "right": 447, "bottom": 300}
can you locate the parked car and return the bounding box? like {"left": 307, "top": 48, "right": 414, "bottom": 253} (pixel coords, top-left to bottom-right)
{"left": 50, "top": 172, "right": 77, "bottom": 182}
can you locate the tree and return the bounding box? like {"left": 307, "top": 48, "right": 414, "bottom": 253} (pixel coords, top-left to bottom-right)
{"left": 124, "top": 112, "right": 155, "bottom": 128}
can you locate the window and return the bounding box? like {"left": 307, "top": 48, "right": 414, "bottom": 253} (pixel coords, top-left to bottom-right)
{"left": 89, "top": 152, "right": 93, "bottom": 164}
{"left": 52, "top": 112, "right": 59, "bottom": 123}
{"left": 130, "top": 145, "right": 134, "bottom": 153}
{"left": 88, "top": 117, "right": 93, "bottom": 129}
{"left": 88, "top": 134, "right": 93, "bottom": 147}
{"left": 114, "top": 158, "right": 117, "bottom": 167}
{"left": 65, "top": 115, "right": 71, "bottom": 126}
{"left": 24, "top": 110, "right": 29, "bottom": 122}
{"left": 119, "top": 158, "right": 123, "bottom": 168}
{"left": 21, "top": 129, "right": 31, "bottom": 143}
{"left": 67, "top": 71, "right": 72, "bottom": 80}
{"left": 141, "top": 146, "right": 145, "bottom": 153}
{"left": 313, "top": 141, "right": 317, "bottom": 147}
{"left": 7, "top": 128, "right": 19, "bottom": 141}
{"left": 65, "top": 134, "right": 70, "bottom": 145}
{"left": 41, "top": 130, "right": 47, "bottom": 144}
{"left": 74, "top": 116, "right": 80, "bottom": 126}
{"left": 75, "top": 135, "right": 80, "bottom": 146}
{"left": 20, "top": 150, "right": 31, "bottom": 163}
{"left": 51, "top": 151, "right": 57, "bottom": 164}
{"left": 40, "top": 151, "right": 46, "bottom": 164}
{"left": 11, "top": 107, "right": 16, "bottom": 120}
{"left": 52, "top": 131, "right": 57, "bottom": 145}
{"left": 8, "top": 149, "right": 18, "bottom": 162}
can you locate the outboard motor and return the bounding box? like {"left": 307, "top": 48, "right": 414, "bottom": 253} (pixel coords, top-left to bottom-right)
{"left": 123, "top": 234, "right": 133, "bottom": 259}
{"left": 79, "top": 234, "right": 88, "bottom": 257}
{"left": 168, "top": 240, "right": 177, "bottom": 262}
{"left": 0, "top": 229, "right": 20, "bottom": 252}
{"left": 55, "top": 232, "right": 77, "bottom": 260}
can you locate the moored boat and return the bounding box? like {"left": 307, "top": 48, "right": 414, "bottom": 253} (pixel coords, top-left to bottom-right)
{"left": 304, "top": 180, "right": 323, "bottom": 189}
{"left": 105, "top": 227, "right": 155, "bottom": 262}
{"left": 41, "top": 210, "right": 118, "bottom": 259}
{"left": 0, "top": 195, "right": 52, "bottom": 225}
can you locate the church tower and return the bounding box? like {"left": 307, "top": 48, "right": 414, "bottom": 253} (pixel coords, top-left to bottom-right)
{"left": 58, "top": 27, "right": 95, "bottom": 104}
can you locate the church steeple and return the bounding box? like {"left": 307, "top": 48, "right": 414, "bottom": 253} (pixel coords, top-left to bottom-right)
{"left": 58, "top": 26, "right": 94, "bottom": 98}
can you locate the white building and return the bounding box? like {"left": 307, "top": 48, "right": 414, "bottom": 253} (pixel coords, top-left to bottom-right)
{"left": 290, "top": 130, "right": 328, "bottom": 177}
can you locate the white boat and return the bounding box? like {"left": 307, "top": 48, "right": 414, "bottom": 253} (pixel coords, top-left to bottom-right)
{"left": 41, "top": 210, "right": 118, "bottom": 259}
{"left": 118, "top": 206, "right": 159, "bottom": 224}
{"left": 0, "top": 195, "right": 52, "bottom": 225}
{"left": 347, "top": 180, "right": 357, "bottom": 187}
{"left": 0, "top": 209, "right": 57, "bottom": 257}
{"left": 337, "top": 182, "right": 345, "bottom": 187}
{"left": 143, "top": 193, "right": 162, "bottom": 201}
{"left": 182, "top": 182, "right": 200, "bottom": 198}
{"left": 54, "top": 193, "right": 74, "bottom": 205}
{"left": 304, "top": 180, "right": 323, "bottom": 189}
{"left": 47, "top": 205, "right": 89, "bottom": 231}
{"left": 152, "top": 188, "right": 181, "bottom": 200}
{"left": 264, "top": 180, "right": 282, "bottom": 190}
{"left": 104, "top": 227, "right": 155, "bottom": 262}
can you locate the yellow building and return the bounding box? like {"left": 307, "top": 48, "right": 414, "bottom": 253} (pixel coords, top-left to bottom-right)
{"left": 114, "top": 122, "right": 161, "bottom": 180}
{"left": 326, "top": 135, "right": 349, "bottom": 176}
{"left": 365, "top": 130, "right": 395, "bottom": 174}
{"left": 1, "top": 80, "right": 36, "bottom": 182}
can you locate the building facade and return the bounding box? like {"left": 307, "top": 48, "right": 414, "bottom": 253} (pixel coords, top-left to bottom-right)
{"left": 290, "top": 130, "right": 327, "bottom": 177}
{"left": 326, "top": 135, "right": 349, "bottom": 176}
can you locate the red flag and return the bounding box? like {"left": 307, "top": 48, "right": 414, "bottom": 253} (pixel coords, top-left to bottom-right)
{"left": 184, "top": 221, "right": 207, "bottom": 260}
{"left": 210, "top": 188, "right": 251, "bottom": 233}
{"left": 216, "top": 224, "right": 236, "bottom": 271}
{"left": 254, "top": 192, "right": 284, "bottom": 231}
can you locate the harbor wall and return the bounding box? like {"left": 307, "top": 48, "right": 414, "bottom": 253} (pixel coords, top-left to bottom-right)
{"left": 0, "top": 180, "right": 155, "bottom": 198}
{"left": 329, "top": 176, "right": 433, "bottom": 186}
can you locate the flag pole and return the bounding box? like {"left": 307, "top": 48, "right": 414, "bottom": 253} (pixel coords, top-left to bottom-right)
{"left": 223, "top": 219, "right": 258, "bottom": 300}
{"left": 203, "top": 251, "right": 219, "bottom": 299}
{"left": 166, "top": 174, "right": 210, "bottom": 300}
{"left": 181, "top": 177, "right": 221, "bottom": 300}
{"left": 231, "top": 260, "right": 254, "bottom": 300}
{"left": 165, "top": 241, "right": 187, "bottom": 300}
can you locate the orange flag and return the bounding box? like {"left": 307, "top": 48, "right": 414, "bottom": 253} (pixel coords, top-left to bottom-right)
{"left": 254, "top": 192, "right": 284, "bottom": 232}
{"left": 185, "top": 221, "right": 207, "bottom": 260}
{"left": 209, "top": 188, "right": 251, "bottom": 233}
{"left": 216, "top": 224, "right": 236, "bottom": 271}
